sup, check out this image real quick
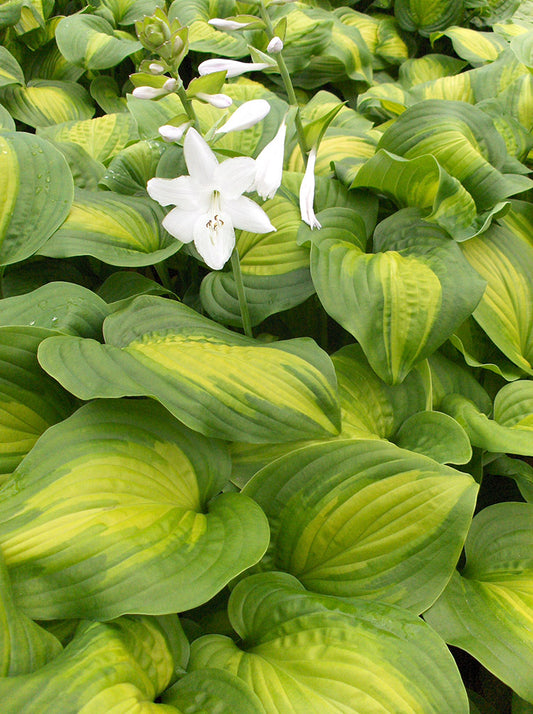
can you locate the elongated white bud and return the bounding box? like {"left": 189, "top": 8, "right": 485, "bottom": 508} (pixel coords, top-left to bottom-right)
{"left": 198, "top": 59, "right": 270, "bottom": 78}
{"left": 254, "top": 119, "right": 286, "bottom": 200}
{"left": 149, "top": 62, "right": 166, "bottom": 74}
{"left": 208, "top": 18, "right": 251, "bottom": 31}
{"left": 132, "top": 86, "right": 167, "bottom": 99}
{"left": 196, "top": 92, "right": 233, "bottom": 109}
{"left": 299, "top": 147, "right": 322, "bottom": 230}
{"left": 215, "top": 99, "right": 271, "bottom": 134}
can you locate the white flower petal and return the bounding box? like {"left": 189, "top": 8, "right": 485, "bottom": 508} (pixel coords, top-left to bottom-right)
{"left": 198, "top": 59, "right": 270, "bottom": 78}
{"left": 147, "top": 176, "right": 206, "bottom": 210}
{"left": 214, "top": 157, "right": 257, "bottom": 198}
{"left": 196, "top": 92, "right": 233, "bottom": 109}
{"left": 193, "top": 211, "right": 235, "bottom": 270}
{"left": 299, "top": 147, "right": 322, "bottom": 230}
{"left": 223, "top": 195, "right": 276, "bottom": 234}
{"left": 132, "top": 86, "right": 167, "bottom": 100}
{"left": 162, "top": 207, "right": 198, "bottom": 243}
{"left": 254, "top": 120, "right": 286, "bottom": 200}
{"left": 183, "top": 127, "right": 219, "bottom": 185}
{"left": 208, "top": 18, "right": 251, "bottom": 30}
{"left": 215, "top": 99, "right": 271, "bottom": 134}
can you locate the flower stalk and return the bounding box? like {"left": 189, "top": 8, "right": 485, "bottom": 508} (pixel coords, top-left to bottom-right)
{"left": 230, "top": 248, "right": 253, "bottom": 338}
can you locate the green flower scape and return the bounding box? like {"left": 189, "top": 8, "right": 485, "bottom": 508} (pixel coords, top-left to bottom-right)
{"left": 0, "top": 0, "right": 533, "bottom": 710}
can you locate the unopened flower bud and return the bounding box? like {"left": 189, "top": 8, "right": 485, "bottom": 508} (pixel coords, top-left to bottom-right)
{"left": 163, "top": 77, "right": 177, "bottom": 92}
{"left": 149, "top": 62, "right": 166, "bottom": 74}
{"left": 267, "top": 36, "right": 284, "bottom": 54}
{"left": 158, "top": 122, "right": 190, "bottom": 142}
{"left": 299, "top": 146, "right": 321, "bottom": 230}
{"left": 198, "top": 58, "right": 270, "bottom": 78}
{"left": 215, "top": 99, "right": 271, "bottom": 134}
{"left": 208, "top": 18, "right": 251, "bottom": 31}
{"left": 132, "top": 85, "right": 167, "bottom": 99}
{"left": 196, "top": 92, "right": 233, "bottom": 109}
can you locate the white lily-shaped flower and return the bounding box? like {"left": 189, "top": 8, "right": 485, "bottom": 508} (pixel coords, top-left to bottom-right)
{"left": 147, "top": 128, "right": 276, "bottom": 270}
{"left": 215, "top": 99, "right": 270, "bottom": 134}
{"left": 299, "top": 146, "right": 321, "bottom": 230}
{"left": 254, "top": 119, "right": 286, "bottom": 200}
{"left": 198, "top": 58, "right": 271, "bottom": 78}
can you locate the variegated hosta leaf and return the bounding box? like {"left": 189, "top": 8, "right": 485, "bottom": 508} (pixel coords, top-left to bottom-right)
{"left": 335, "top": 8, "right": 408, "bottom": 67}
{"left": 0, "top": 615, "right": 185, "bottom": 712}
{"left": 169, "top": 0, "right": 248, "bottom": 58}
{"left": 0, "top": 326, "right": 75, "bottom": 482}
{"left": 350, "top": 149, "right": 481, "bottom": 240}
{"left": 200, "top": 194, "right": 314, "bottom": 327}
{"left": 431, "top": 26, "right": 509, "bottom": 65}
{"left": 243, "top": 439, "right": 478, "bottom": 613}
{"left": 99, "top": 140, "right": 165, "bottom": 195}
{"left": 394, "top": 0, "right": 464, "bottom": 36}
{"left": 309, "top": 207, "right": 486, "bottom": 384}
{"left": 0, "top": 547, "right": 62, "bottom": 676}
{"left": 97, "top": 271, "right": 173, "bottom": 308}
{"left": 0, "top": 104, "right": 14, "bottom": 131}
{"left": 55, "top": 15, "right": 141, "bottom": 70}
{"left": 379, "top": 99, "right": 533, "bottom": 212}
{"left": 37, "top": 296, "right": 341, "bottom": 444}
{"left": 428, "top": 351, "right": 492, "bottom": 414}
{"left": 189, "top": 572, "right": 469, "bottom": 713}
{"left": 0, "top": 398, "right": 269, "bottom": 619}
{"left": 90, "top": 75, "right": 128, "bottom": 114}
{"left": 0, "top": 45, "right": 24, "bottom": 87}
{"left": 52, "top": 140, "right": 106, "bottom": 191}
{"left": 424, "top": 502, "right": 533, "bottom": 705}
{"left": 0, "top": 80, "right": 94, "bottom": 128}
{"left": 97, "top": 0, "right": 165, "bottom": 26}
{"left": 230, "top": 341, "right": 429, "bottom": 487}
{"left": 0, "top": 281, "right": 109, "bottom": 338}
{"left": 38, "top": 112, "right": 139, "bottom": 164}
{"left": 39, "top": 189, "right": 181, "bottom": 267}
{"left": 441, "top": 380, "right": 533, "bottom": 456}
{"left": 460, "top": 203, "right": 533, "bottom": 375}
{"left": 395, "top": 410, "right": 472, "bottom": 464}
{"left": 487, "top": 454, "right": 533, "bottom": 503}
{"left": 161, "top": 669, "right": 264, "bottom": 714}
{"left": 399, "top": 53, "right": 468, "bottom": 87}
{"left": 0, "top": 131, "right": 74, "bottom": 266}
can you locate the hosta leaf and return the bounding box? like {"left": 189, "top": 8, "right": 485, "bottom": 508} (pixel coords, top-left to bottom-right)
{"left": 39, "top": 189, "right": 181, "bottom": 267}
{"left": 55, "top": 15, "right": 141, "bottom": 70}
{"left": 0, "top": 281, "right": 109, "bottom": 337}
{"left": 428, "top": 351, "right": 492, "bottom": 413}
{"left": 0, "top": 326, "right": 75, "bottom": 481}
{"left": 0, "top": 548, "right": 62, "bottom": 676}
{"left": 38, "top": 296, "right": 341, "bottom": 443}
{"left": 243, "top": 439, "right": 477, "bottom": 613}
{"left": 38, "top": 112, "right": 139, "bottom": 163}
{"left": 350, "top": 149, "right": 480, "bottom": 241}
{"left": 431, "top": 26, "right": 509, "bottom": 65}
{"left": 0, "top": 46, "right": 24, "bottom": 87}
{"left": 0, "top": 0, "right": 22, "bottom": 28}
{"left": 90, "top": 75, "right": 127, "bottom": 114}
{"left": 98, "top": 271, "right": 173, "bottom": 307}
{"left": 161, "top": 669, "right": 265, "bottom": 714}
{"left": 0, "top": 80, "right": 94, "bottom": 128}
{"left": 0, "top": 104, "right": 14, "bottom": 131}
{"left": 379, "top": 99, "right": 533, "bottom": 211}
{"left": 424, "top": 503, "right": 533, "bottom": 704}
{"left": 0, "top": 615, "right": 183, "bottom": 712}
{"left": 189, "top": 571, "right": 469, "bottom": 713}
{"left": 309, "top": 207, "right": 485, "bottom": 384}
{"left": 0, "top": 131, "right": 74, "bottom": 266}
{"left": 169, "top": 0, "right": 248, "bottom": 58}
{"left": 98, "top": 0, "right": 165, "bottom": 26}
{"left": 394, "top": 0, "right": 464, "bottom": 35}
{"left": 200, "top": 194, "right": 314, "bottom": 327}
{"left": 126, "top": 92, "right": 184, "bottom": 141}
{"left": 0, "top": 399, "right": 269, "bottom": 619}
{"left": 99, "top": 140, "right": 165, "bottom": 194}
{"left": 399, "top": 53, "right": 468, "bottom": 87}
{"left": 460, "top": 204, "right": 533, "bottom": 375}
{"left": 486, "top": 455, "right": 533, "bottom": 503}
{"left": 52, "top": 140, "right": 106, "bottom": 191}
{"left": 441, "top": 380, "right": 533, "bottom": 455}
{"left": 25, "top": 43, "right": 85, "bottom": 83}
{"left": 395, "top": 410, "right": 472, "bottom": 464}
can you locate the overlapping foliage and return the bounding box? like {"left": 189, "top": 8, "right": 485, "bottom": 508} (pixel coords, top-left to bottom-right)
{"left": 0, "top": 0, "right": 533, "bottom": 711}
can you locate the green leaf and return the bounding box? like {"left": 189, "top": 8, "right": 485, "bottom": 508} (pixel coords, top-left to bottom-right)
{"left": 126, "top": 92, "right": 184, "bottom": 141}
{"left": 0, "top": 80, "right": 94, "bottom": 128}
{"left": 0, "top": 615, "right": 183, "bottom": 712}
{"left": 424, "top": 502, "right": 533, "bottom": 705}
{"left": 0, "top": 131, "right": 74, "bottom": 266}
{"left": 0, "top": 46, "right": 24, "bottom": 87}
{"left": 0, "top": 547, "right": 62, "bottom": 676}
{"left": 55, "top": 14, "right": 141, "bottom": 69}
{"left": 243, "top": 439, "right": 477, "bottom": 613}
{"left": 38, "top": 112, "right": 139, "bottom": 163}
{"left": 460, "top": 203, "right": 533, "bottom": 375}
{"left": 98, "top": 271, "right": 173, "bottom": 307}
{"left": 441, "top": 380, "right": 533, "bottom": 455}
{"left": 399, "top": 53, "right": 468, "bottom": 87}
{"left": 0, "top": 326, "right": 76, "bottom": 482}
{"left": 0, "top": 399, "right": 269, "bottom": 619}
{"left": 309, "top": 208, "right": 486, "bottom": 384}
{"left": 0, "top": 281, "right": 109, "bottom": 337}
{"left": 0, "top": 104, "right": 14, "bottom": 131}
{"left": 395, "top": 410, "right": 472, "bottom": 464}
{"left": 379, "top": 99, "right": 533, "bottom": 212}
{"left": 431, "top": 26, "right": 510, "bottom": 65}
{"left": 169, "top": 0, "right": 248, "bottom": 58}
{"left": 395, "top": 0, "right": 464, "bottom": 35}
{"left": 189, "top": 571, "right": 469, "bottom": 713}
{"left": 37, "top": 296, "right": 341, "bottom": 443}
{"left": 39, "top": 189, "right": 181, "bottom": 267}
{"left": 161, "top": 669, "right": 265, "bottom": 714}
{"left": 200, "top": 194, "right": 314, "bottom": 327}
{"left": 98, "top": 0, "right": 165, "bottom": 26}
{"left": 90, "top": 75, "right": 128, "bottom": 114}
{"left": 99, "top": 139, "right": 165, "bottom": 194}
{"left": 51, "top": 140, "right": 106, "bottom": 191}
{"left": 428, "top": 350, "right": 492, "bottom": 413}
